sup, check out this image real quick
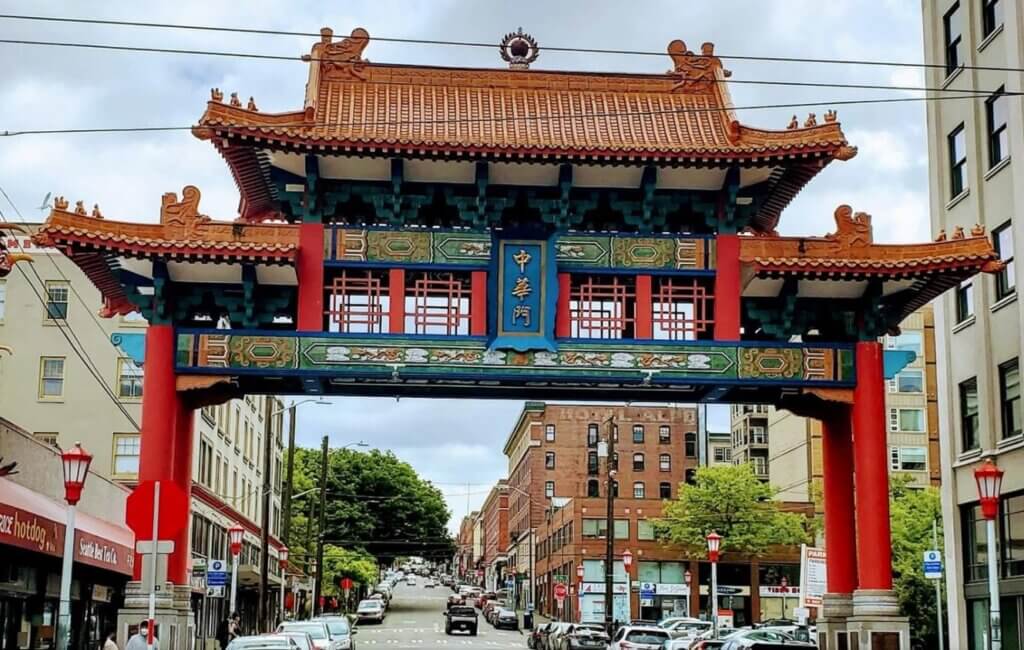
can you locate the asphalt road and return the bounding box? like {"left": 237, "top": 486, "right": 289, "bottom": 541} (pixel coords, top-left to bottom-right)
{"left": 352, "top": 581, "right": 526, "bottom": 649}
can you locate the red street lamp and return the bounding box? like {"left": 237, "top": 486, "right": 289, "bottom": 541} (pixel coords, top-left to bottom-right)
{"left": 228, "top": 524, "right": 245, "bottom": 614}
{"left": 57, "top": 443, "right": 92, "bottom": 650}
{"left": 576, "top": 563, "right": 584, "bottom": 581}
{"left": 706, "top": 531, "right": 722, "bottom": 563}
{"left": 621, "top": 549, "right": 633, "bottom": 571}
{"left": 975, "top": 459, "right": 1005, "bottom": 650}
{"left": 60, "top": 442, "right": 93, "bottom": 506}
{"left": 707, "top": 531, "right": 723, "bottom": 639}
{"left": 278, "top": 547, "right": 290, "bottom": 624}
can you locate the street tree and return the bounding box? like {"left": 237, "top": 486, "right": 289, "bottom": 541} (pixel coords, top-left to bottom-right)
{"left": 889, "top": 474, "right": 944, "bottom": 648}
{"left": 320, "top": 544, "right": 379, "bottom": 596}
{"left": 654, "top": 464, "right": 812, "bottom": 557}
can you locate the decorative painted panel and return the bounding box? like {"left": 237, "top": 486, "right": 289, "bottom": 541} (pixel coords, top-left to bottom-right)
{"left": 176, "top": 332, "right": 855, "bottom": 386}
{"left": 325, "top": 227, "right": 712, "bottom": 271}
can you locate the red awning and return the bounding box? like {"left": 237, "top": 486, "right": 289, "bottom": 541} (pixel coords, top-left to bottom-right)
{"left": 0, "top": 477, "right": 136, "bottom": 575}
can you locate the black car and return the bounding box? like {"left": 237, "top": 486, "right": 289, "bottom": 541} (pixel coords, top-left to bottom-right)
{"left": 493, "top": 608, "right": 519, "bottom": 631}
{"left": 556, "top": 624, "right": 609, "bottom": 650}
{"left": 444, "top": 605, "right": 478, "bottom": 636}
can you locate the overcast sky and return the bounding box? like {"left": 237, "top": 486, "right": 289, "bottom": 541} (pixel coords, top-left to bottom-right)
{"left": 0, "top": 1, "right": 931, "bottom": 533}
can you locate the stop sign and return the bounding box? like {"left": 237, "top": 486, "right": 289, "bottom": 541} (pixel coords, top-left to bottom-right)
{"left": 125, "top": 480, "right": 189, "bottom": 540}
{"left": 554, "top": 583, "right": 568, "bottom": 601}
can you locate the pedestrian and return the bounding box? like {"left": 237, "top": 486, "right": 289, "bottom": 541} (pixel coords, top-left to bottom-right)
{"left": 101, "top": 629, "right": 118, "bottom": 650}
{"left": 216, "top": 613, "right": 241, "bottom": 650}
{"left": 125, "top": 621, "right": 158, "bottom": 650}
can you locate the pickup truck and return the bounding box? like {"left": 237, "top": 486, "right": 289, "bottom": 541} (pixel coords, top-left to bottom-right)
{"left": 444, "top": 605, "right": 479, "bottom": 636}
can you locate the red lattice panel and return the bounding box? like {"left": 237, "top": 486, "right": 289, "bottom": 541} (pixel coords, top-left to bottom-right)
{"left": 570, "top": 275, "right": 635, "bottom": 339}
{"left": 408, "top": 272, "right": 471, "bottom": 335}
{"left": 325, "top": 270, "right": 388, "bottom": 333}
{"left": 653, "top": 277, "right": 714, "bottom": 340}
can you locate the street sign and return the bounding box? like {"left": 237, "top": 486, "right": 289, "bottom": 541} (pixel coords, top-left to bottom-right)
{"left": 923, "top": 550, "right": 943, "bottom": 579}
{"left": 554, "top": 583, "right": 568, "bottom": 602}
{"left": 125, "top": 480, "right": 189, "bottom": 540}
{"left": 207, "top": 559, "right": 228, "bottom": 587}
{"left": 206, "top": 586, "right": 225, "bottom": 598}
{"left": 640, "top": 582, "right": 656, "bottom": 600}
{"left": 553, "top": 574, "right": 568, "bottom": 584}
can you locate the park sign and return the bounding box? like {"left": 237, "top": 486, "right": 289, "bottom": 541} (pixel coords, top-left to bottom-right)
{"left": 799, "top": 545, "right": 827, "bottom": 608}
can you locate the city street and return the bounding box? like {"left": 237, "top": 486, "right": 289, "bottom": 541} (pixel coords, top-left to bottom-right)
{"left": 352, "top": 583, "right": 526, "bottom": 648}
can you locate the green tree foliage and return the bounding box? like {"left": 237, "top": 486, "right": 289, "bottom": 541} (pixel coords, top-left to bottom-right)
{"left": 320, "top": 545, "right": 379, "bottom": 596}
{"left": 292, "top": 447, "right": 455, "bottom": 565}
{"left": 653, "top": 464, "right": 812, "bottom": 557}
{"left": 889, "top": 474, "right": 944, "bottom": 648}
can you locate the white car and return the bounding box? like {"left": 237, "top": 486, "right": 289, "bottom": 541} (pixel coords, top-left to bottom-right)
{"left": 356, "top": 599, "right": 387, "bottom": 624}
{"left": 406, "top": 576, "right": 417, "bottom": 586}
{"left": 424, "top": 579, "right": 435, "bottom": 588}
{"left": 608, "top": 624, "right": 670, "bottom": 649}
{"left": 660, "top": 618, "right": 712, "bottom": 643}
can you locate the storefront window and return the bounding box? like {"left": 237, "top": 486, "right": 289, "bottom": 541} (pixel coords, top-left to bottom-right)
{"left": 1005, "top": 494, "right": 1024, "bottom": 577}
{"left": 962, "top": 503, "right": 993, "bottom": 582}
{"left": 638, "top": 561, "right": 660, "bottom": 583}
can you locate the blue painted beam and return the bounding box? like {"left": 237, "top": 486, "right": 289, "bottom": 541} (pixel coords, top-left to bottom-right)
{"left": 111, "top": 332, "right": 146, "bottom": 366}
{"left": 883, "top": 350, "right": 916, "bottom": 379}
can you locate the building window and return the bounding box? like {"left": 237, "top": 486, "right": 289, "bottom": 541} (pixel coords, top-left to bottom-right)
{"left": 198, "top": 437, "right": 214, "bottom": 487}
{"left": 888, "top": 331, "right": 923, "bottom": 356}
{"left": 544, "top": 481, "right": 554, "bottom": 498}
{"left": 948, "top": 123, "right": 967, "bottom": 198}
{"left": 659, "top": 482, "right": 672, "bottom": 499}
{"left": 587, "top": 424, "right": 599, "bottom": 447}
{"left": 1000, "top": 359, "right": 1022, "bottom": 439}
{"left": 987, "top": 88, "right": 1009, "bottom": 168}
{"left": 983, "top": 0, "right": 1003, "bottom": 38}
{"left": 751, "top": 426, "right": 767, "bottom": 444}
{"left": 34, "top": 432, "right": 58, "bottom": 447}
{"left": 113, "top": 433, "right": 141, "bottom": 476}
{"left": 994, "top": 222, "right": 1015, "bottom": 299}
{"left": 962, "top": 503, "right": 992, "bottom": 582}
{"left": 684, "top": 432, "right": 697, "bottom": 458}
{"left": 713, "top": 447, "right": 731, "bottom": 463}
{"left": 1003, "top": 493, "right": 1024, "bottom": 577}
{"left": 658, "top": 425, "right": 671, "bottom": 444}
{"left": 588, "top": 451, "right": 599, "bottom": 476}
{"left": 956, "top": 281, "right": 974, "bottom": 323}
{"left": 545, "top": 451, "right": 556, "bottom": 470}
{"left": 895, "top": 370, "right": 924, "bottom": 394}
{"left": 38, "top": 356, "right": 65, "bottom": 399}
{"left": 890, "top": 446, "right": 927, "bottom": 472}
{"left": 587, "top": 479, "right": 600, "bottom": 497}
{"left": 960, "top": 377, "right": 980, "bottom": 451}
{"left": 633, "top": 482, "right": 646, "bottom": 499}
{"left": 545, "top": 424, "right": 555, "bottom": 442}
{"left": 117, "top": 357, "right": 144, "bottom": 399}
{"left": 632, "top": 425, "right": 644, "bottom": 443}
{"left": 943, "top": 2, "right": 962, "bottom": 76}
{"left": 633, "top": 453, "right": 645, "bottom": 471}
{"left": 44, "top": 281, "right": 69, "bottom": 320}
{"left": 638, "top": 520, "right": 655, "bottom": 541}
{"left": 888, "top": 408, "right": 925, "bottom": 432}
{"left": 659, "top": 454, "right": 671, "bottom": 471}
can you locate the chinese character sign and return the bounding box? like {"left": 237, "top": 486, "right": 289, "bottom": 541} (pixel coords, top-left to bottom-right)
{"left": 492, "top": 238, "right": 557, "bottom": 352}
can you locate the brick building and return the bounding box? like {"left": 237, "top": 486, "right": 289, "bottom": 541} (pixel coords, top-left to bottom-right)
{"left": 480, "top": 482, "right": 509, "bottom": 590}
{"left": 456, "top": 512, "right": 479, "bottom": 583}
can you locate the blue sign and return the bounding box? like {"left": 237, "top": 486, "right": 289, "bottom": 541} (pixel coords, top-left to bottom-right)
{"left": 640, "top": 582, "right": 656, "bottom": 599}
{"left": 207, "top": 558, "right": 228, "bottom": 586}
{"left": 923, "top": 550, "right": 942, "bottom": 579}
{"left": 490, "top": 238, "right": 557, "bottom": 352}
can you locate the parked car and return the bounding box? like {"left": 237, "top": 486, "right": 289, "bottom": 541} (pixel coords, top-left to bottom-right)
{"left": 311, "top": 616, "right": 356, "bottom": 650}
{"left": 688, "top": 628, "right": 799, "bottom": 650}
{"left": 607, "top": 624, "right": 670, "bottom": 650}
{"left": 493, "top": 608, "right": 519, "bottom": 631}
{"left": 444, "top": 605, "right": 479, "bottom": 635}
{"left": 527, "top": 622, "right": 551, "bottom": 649}
{"left": 553, "top": 623, "right": 609, "bottom": 650}
{"left": 542, "top": 622, "right": 575, "bottom": 650}
{"left": 276, "top": 622, "right": 338, "bottom": 650}
{"left": 277, "top": 632, "right": 316, "bottom": 650}
{"left": 356, "top": 599, "right": 387, "bottom": 624}
{"left": 226, "top": 636, "right": 296, "bottom": 650}
{"left": 660, "top": 618, "right": 712, "bottom": 643}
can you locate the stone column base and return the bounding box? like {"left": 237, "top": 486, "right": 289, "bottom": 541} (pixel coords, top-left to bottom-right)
{"left": 117, "top": 581, "right": 195, "bottom": 650}
{"left": 844, "top": 589, "right": 910, "bottom": 649}
{"left": 817, "top": 593, "right": 852, "bottom": 650}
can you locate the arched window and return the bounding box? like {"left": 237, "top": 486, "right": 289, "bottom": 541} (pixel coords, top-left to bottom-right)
{"left": 587, "top": 479, "right": 600, "bottom": 497}
{"left": 684, "top": 432, "right": 697, "bottom": 458}
{"left": 659, "top": 454, "right": 671, "bottom": 471}
{"left": 659, "top": 425, "right": 671, "bottom": 443}
{"left": 633, "top": 453, "right": 645, "bottom": 471}
{"left": 633, "top": 482, "right": 646, "bottom": 498}
{"left": 659, "top": 482, "right": 672, "bottom": 499}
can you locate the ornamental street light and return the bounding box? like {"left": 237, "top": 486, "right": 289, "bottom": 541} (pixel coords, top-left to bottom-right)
{"left": 229, "top": 524, "right": 245, "bottom": 614}
{"left": 57, "top": 443, "right": 92, "bottom": 650}
{"left": 975, "top": 459, "right": 1005, "bottom": 650}
{"left": 707, "top": 531, "right": 722, "bottom": 639}
{"left": 684, "top": 569, "right": 693, "bottom": 617}
{"left": 279, "top": 546, "right": 290, "bottom": 624}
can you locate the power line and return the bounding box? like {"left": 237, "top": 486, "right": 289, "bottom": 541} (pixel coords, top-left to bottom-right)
{"left": 3, "top": 13, "right": 1023, "bottom": 74}
{"left": 2, "top": 90, "right": 1013, "bottom": 138}
{"left": 0, "top": 37, "right": 1005, "bottom": 97}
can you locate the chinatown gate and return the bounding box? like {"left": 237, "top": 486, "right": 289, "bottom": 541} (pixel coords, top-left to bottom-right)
{"left": 30, "top": 27, "right": 1002, "bottom": 650}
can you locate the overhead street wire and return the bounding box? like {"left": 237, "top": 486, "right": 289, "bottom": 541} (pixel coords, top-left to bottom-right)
{"left": 3, "top": 13, "right": 1023, "bottom": 74}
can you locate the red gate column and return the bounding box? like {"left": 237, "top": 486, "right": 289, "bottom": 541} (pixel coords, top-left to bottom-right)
{"left": 821, "top": 410, "right": 857, "bottom": 621}
{"left": 297, "top": 222, "right": 325, "bottom": 331}
{"left": 851, "top": 340, "right": 902, "bottom": 621}
{"left": 713, "top": 234, "right": 741, "bottom": 340}
{"left": 167, "top": 400, "right": 196, "bottom": 585}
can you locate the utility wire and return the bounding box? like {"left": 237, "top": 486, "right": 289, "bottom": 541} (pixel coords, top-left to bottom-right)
{"left": 0, "top": 37, "right": 1004, "bottom": 97}
{"left": 3, "top": 13, "right": 1023, "bottom": 74}
{"left": 2, "top": 90, "right": 1013, "bottom": 138}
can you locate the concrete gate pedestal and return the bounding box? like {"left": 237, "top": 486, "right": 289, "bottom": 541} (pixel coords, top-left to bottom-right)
{"left": 818, "top": 591, "right": 910, "bottom": 650}
{"left": 116, "top": 581, "right": 195, "bottom": 650}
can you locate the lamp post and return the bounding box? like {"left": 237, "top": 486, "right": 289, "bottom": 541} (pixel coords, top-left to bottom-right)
{"left": 975, "top": 459, "right": 1005, "bottom": 650}
{"left": 57, "top": 443, "right": 92, "bottom": 650}
{"left": 576, "top": 563, "right": 584, "bottom": 623}
{"left": 279, "top": 547, "right": 290, "bottom": 624}
{"left": 706, "top": 532, "right": 722, "bottom": 640}
{"left": 684, "top": 570, "right": 693, "bottom": 618}
{"left": 229, "top": 524, "right": 245, "bottom": 614}
{"left": 622, "top": 549, "right": 633, "bottom": 622}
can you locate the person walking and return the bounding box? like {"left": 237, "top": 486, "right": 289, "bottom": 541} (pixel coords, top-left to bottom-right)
{"left": 216, "top": 613, "right": 242, "bottom": 650}
{"left": 102, "top": 630, "right": 118, "bottom": 650}
{"left": 125, "top": 621, "right": 158, "bottom": 650}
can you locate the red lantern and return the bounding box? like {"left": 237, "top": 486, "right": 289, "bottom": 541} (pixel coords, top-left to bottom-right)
{"left": 228, "top": 524, "right": 245, "bottom": 557}
{"left": 279, "top": 546, "right": 290, "bottom": 570}
{"left": 622, "top": 549, "right": 633, "bottom": 569}
{"left": 974, "top": 458, "right": 1005, "bottom": 521}
{"left": 60, "top": 442, "right": 93, "bottom": 506}
{"left": 706, "top": 531, "right": 722, "bottom": 563}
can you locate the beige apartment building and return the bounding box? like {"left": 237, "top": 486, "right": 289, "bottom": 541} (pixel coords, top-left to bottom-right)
{"left": 922, "top": 1, "right": 1024, "bottom": 647}
{"left": 729, "top": 307, "right": 940, "bottom": 506}
{"left": 0, "top": 228, "right": 287, "bottom": 642}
